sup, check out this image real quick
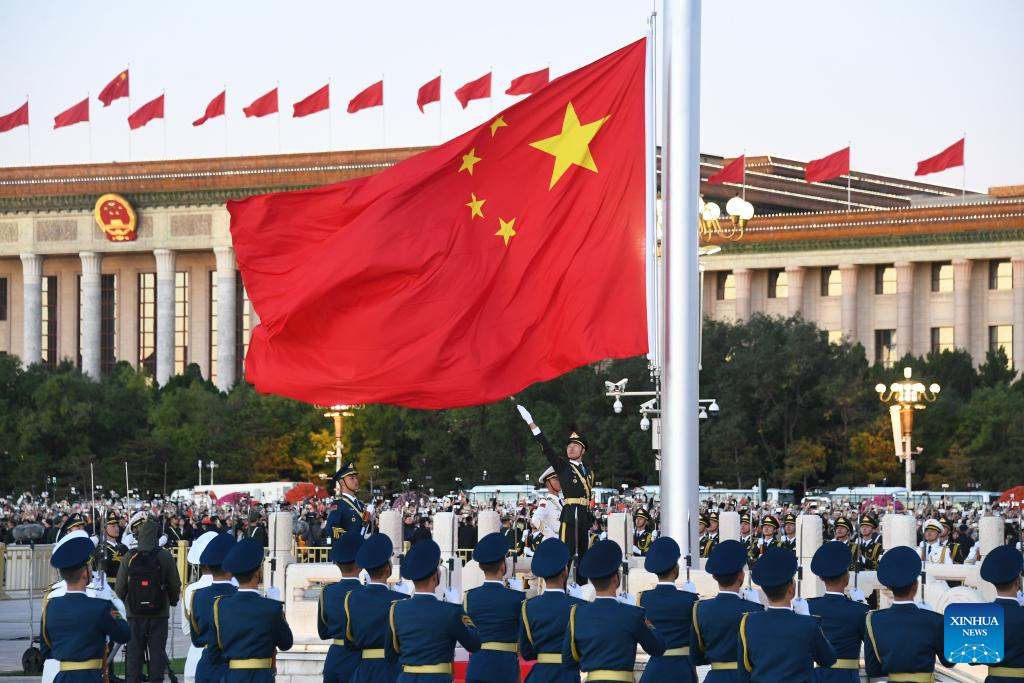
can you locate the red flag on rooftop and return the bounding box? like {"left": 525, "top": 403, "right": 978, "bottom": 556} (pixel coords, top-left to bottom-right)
{"left": 455, "top": 72, "right": 491, "bottom": 108}
{"left": 98, "top": 70, "right": 129, "bottom": 107}
{"left": 128, "top": 94, "right": 164, "bottom": 130}
{"left": 417, "top": 76, "right": 441, "bottom": 113}
{"left": 915, "top": 138, "right": 964, "bottom": 176}
{"left": 707, "top": 155, "right": 745, "bottom": 185}
{"left": 347, "top": 81, "right": 383, "bottom": 113}
{"left": 243, "top": 88, "right": 278, "bottom": 118}
{"left": 805, "top": 146, "right": 850, "bottom": 184}
{"left": 193, "top": 91, "right": 226, "bottom": 127}
{"left": 0, "top": 102, "right": 29, "bottom": 133}
{"left": 54, "top": 98, "right": 89, "bottom": 129}
{"left": 293, "top": 84, "right": 330, "bottom": 118}
{"left": 228, "top": 39, "right": 648, "bottom": 409}
{"left": 506, "top": 68, "right": 549, "bottom": 96}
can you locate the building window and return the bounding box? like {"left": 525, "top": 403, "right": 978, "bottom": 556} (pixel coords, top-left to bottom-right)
{"left": 989, "top": 325, "right": 1013, "bottom": 367}
{"left": 930, "top": 326, "right": 954, "bottom": 353}
{"left": 175, "top": 271, "right": 189, "bottom": 373}
{"left": 875, "top": 265, "right": 896, "bottom": 295}
{"left": 768, "top": 269, "right": 788, "bottom": 299}
{"left": 827, "top": 330, "right": 842, "bottom": 345}
{"left": 0, "top": 277, "right": 7, "bottom": 321}
{"left": 875, "top": 329, "right": 897, "bottom": 367}
{"left": 138, "top": 273, "right": 156, "bottom": 376}
{"left": 716, "top": 272, "right": 735, "bottom": 301}
{"left": 931, "top": 262, "right": 954, "bottom": 293}
{"left": 989, "top": 259, "right": 1012, "bottom": 290}
{"left": 41, "top": 275, "right": 57, "bottom": 368}
{"left": 820, "top": 267, "right": 841, "bottom": 297}
{"left": 209, "top": 272, "right": 218, "bottom": 382}
{"left": 235, "top": 272, "right": 251, "bottom": 382}
{"left": 101, "top": 275, "right": 117, "bottom": 375}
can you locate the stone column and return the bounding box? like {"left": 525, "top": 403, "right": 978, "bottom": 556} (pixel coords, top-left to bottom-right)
{"left": 1013, "top": 257, "right": 1024, "bottom": 375}
{"left": 214, "top": 247, "right": 238, "bottom": 391}
{"left": 953, "top": 259, "right": 972, "bottom": 353}
{"left": 896, "top": 261, "right": 915, "bottom": 357}
{"left": 20, "top": 254, "right": 42, "bottom": 365}
{"left": 734, "top": 268, "right": 752, "bottom": 320}
{"left": 839, "top": 264, "right": 859, "bottom": 339}
{"left": 786, "top": 266, "right": 805, "bottom": 317}
{"left": 154, "top": 249, "right": 176, "bottom": 386}
{"left": 79, "top": 252, "right": 102, "bottom": 379}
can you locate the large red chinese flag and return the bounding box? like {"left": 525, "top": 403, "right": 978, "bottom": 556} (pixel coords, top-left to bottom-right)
{"left": 347, "top": 81, "right": 383, "bottom": 113}
{"left": 98, "top": 70, "right": 129, "bottom": 107}
{"left": 915, "top": 138, "right": 964, "bottom": 176}
{"left": 193, "top": 91, "right": 226, "bottom": 127}
{"left": 417, "top": 76, "right": 440, "bottom": 113}
{"left": 244, "top": 88, "right": 278, "bottom": 118}
{"left": 128, "top": 94, "right": 164, "bottom": 130}
{"left": 455, "top": 72, "right": 491, "bottom": 108}
{"left": 293, "top": 84, "right": 330, "bottom": 117}
{"left": 805, "top": 146, "right": 850, "bottom": 183}
{"left": 707, "top": 155, "right": 745, "bottom": 185}
{"left": 506, "top": 68, "right": 549, "bottom": 96}
{"left": 229, "top": 39, "right": 648, "bottom": 409}
{"left": 0, "top": 102, "right": 29, "bottom": 133}
{"left": 54, "top": 98, "right": 89, "bottom": 129}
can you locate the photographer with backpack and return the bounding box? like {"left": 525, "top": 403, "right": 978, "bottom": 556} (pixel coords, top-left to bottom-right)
{"left": 115, "top": 518, "right": 182, "bottom": 683}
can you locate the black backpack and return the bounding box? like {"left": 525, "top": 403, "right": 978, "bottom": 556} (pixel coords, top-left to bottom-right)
{"left": 126, "top": 550, "right": 165, "bottom": 615}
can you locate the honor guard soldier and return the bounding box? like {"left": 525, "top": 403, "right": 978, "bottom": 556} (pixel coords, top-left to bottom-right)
{"left": 780, "top": 513, "right": 798, "bottom": 553}
{"left": 919, "top": 518, "right": 954, "bottom": 564}
{"left": 699, "top": 511, "right": 720, "bottom": 558}
{"left": 938, "top": 517, "right": 964, "bottom": 564}
{"left": 463, "top": 533, "right": 526, "bottom": 683}
{"left": 830, "top": 517, "right": 856, "bottom": 561}
{"left": 385, "top": 539, "right": 482, "bottom": 680}
{"left": 738, "top": 549, "right": 836, "bottom": 682}
{"left": 806, "top": 542, "right": 868, "bottom": 682}
{"left": 318, "top": 532, "right": 365, "bottom": 683}
{"left": 639, "top": 537, "right": 699, "bottom": 683}
{"left": 738, "top": 512, "right": 754, "bottom": 554}
{"left": 326, "top": 462, "right": 365, "bottom": 545}
{"left": 97, "top": 512, "right": 126, "bottom": 586}
{"left": 854, "top": 514, "right": 883, "bottom": 570}
{"left": 191, "top": 533, "right": 238, "bottom": 683}
{"left": 562, "top": 540, "right": 665, "bottom": 682}
{"left": 183, "top": 532, "right": 218, "bottom": 683}
{"left": 345, "top": 534, "right": 408, "bottom": 683}
{"left": 863, "top": 546, "right": 952, "bottom": 681}
{"left": 56, "top": 513, "right": 89, "bottom": 543}
{"left": 691, "top": 540, "right": 764, "bottom": 681}
{"left": 979, "top": 545, "right": 1024, "bottom": 681}
{"left": 531, "top": 469, "right": 563, "bottom": 543}
{"left": 40, "top": 535, "right": 131, "bottom": 683}
{"left": 212, "top": 539, "right": 293, "bottom": 682}
{"left": 519, "top": 539, "right": 584, "bottom": 683}
{"left": 633, "top": 509, "right": 655, "bottom": 556}
{"left": 517, "top": 404, "right": 594, "bottom": 581}
{"left": 750, "top": 516, "right": 782, "bottom": 563}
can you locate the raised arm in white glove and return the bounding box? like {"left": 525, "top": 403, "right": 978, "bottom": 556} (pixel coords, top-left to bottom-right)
{"left": 516, "top": 405, "right": 541, "bottom": 435}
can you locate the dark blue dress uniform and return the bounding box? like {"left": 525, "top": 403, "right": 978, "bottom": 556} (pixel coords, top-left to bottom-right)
{"left": 384, "top": 540, "right": 481, "bottom": 682}
{"left": 562, "top": 540, "right": 665, "bottom": 682}
{"left": 737, "top": 549, "right": 836, "bottom": 683}
{"left": 806, "top": 541, "right": 867, "bottom": 683}
{"left": 979, "top": 545, "right": 1024, "bottom": 682}
{"left": 327, "top": 462, "right": 365, "bottom": 544}
{"left": 319, "top": 533, "right": 365, "bottom": 683}
{"left": 212, "top": 539, "right": 294, "bottom": 683}
{"left": 863, "top": 546, "right": 952, "bottom": 681}
{"left": 346, "top": 534, "right": 408, "bottom": 683}
{"left": 463, "top": 534, "right": 525, "bottom": 683}
{"left": 518, "top": 539, "right": 584, "bottom": 683}
{"left": 639, "top": 537, "right": 698, "bottom": 683}
{"left": 690, "top": 540, "right": 763, "bottom": 683}
{"left": 191, "top": 533, "right": 238, "bottom": 683}
{"left": 41, "top": 537, "right": 132, "bottom": 683}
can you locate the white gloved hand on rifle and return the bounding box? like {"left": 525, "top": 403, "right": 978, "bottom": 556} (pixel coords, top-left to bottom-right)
{"left": 443, "top": 587, "right": 461, "bottom": 604}
{"left": 848, "top": 587, "right": 866, "bottom": 603}
{"left": 791, "top": 597, "right": 810, "bottom": 615}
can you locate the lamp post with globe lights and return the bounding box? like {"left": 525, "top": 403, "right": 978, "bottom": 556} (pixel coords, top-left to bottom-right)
{"left": 875, "top": 366, "right": 940, "bottom": 510}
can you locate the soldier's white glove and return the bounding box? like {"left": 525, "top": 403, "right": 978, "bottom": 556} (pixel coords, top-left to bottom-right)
{"left": 264, "top": 586, "right": 282, "bottom": 601}
{"left": 393, "top": 580, "right": 413, "bottom": 596}
{"left": 915, "top": 601, "right": 935, "bottom": 612}
{"left": 791, "top": 598, "right": 810, "bottom": 615}
{"left": 516, "top": 405, "right": 534, "bottom": 424}
{"left": 682, "top": 581, "right": 698, "bottom": 594}
{"left": 742, "top": 588, "right": 762, "bottom": 605}
{"left": 443, "top": 587, "right": 461, "bottom": 604}
{"left": 567, "top": 582, "right": 585, "bottom": 599}
{"left": 1016, "top": 590, "right": 1023, "bottom": 607}
{"left": 848, "top": 587, "right": 866, "bottom": 603}
{"left": 616, "top": 593, "right": 636, "bottom": 606}
{"left": 507, "top": 577, "right": 524, "bottom": 591}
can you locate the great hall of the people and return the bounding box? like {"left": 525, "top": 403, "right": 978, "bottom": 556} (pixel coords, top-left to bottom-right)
{"left": 0, "top": 150, "right": 1021, "bottom": 389}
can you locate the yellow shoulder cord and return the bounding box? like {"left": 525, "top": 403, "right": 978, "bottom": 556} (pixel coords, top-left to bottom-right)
{"left": 189, "top": 591, "right": 199, "bottom": 633}
{"left": 41, "top": 601, "right": 51, "bottom": 649}
{"left": 388, "top": 602, "right": 400, "bottom": 654}
{"left": 569, "top": 604, "right": 580, "bottom": 663}
{"left": 739, "top": 612, "right": 752, "bottom": 673}
{"left": 213, "top": 596, "right": 224, "bottom": 651}
{"left": 463, "top": 592, "right": 469, "bottom": 614}
{"left": 344, "top": 591, "right": 354, "bottom": 642}
{"left": 865, "top": 611, "right": 882, "bottom": 668}
{"left": 521, "top": 601, "right": 534, "bottom": 645}
{"left": 691, "top": 602, "right": 705, "bottom": 652}
{"left": 319, "top": 587, "right": 326, "bottom": 627}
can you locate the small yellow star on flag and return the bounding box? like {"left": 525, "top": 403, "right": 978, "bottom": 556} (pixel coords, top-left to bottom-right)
{"left": 529, "top": 102, "right": 609, "bottom": 190}
{"left": 495, "top": 217, "right": 517, "bottom": 246}
{"left": 489, "top": 116, "right": 507, "bottom": 137}
{"left": 466, "top": 193, "right": 485, "bottom": 219}
{"left": 459, "top": 148, "right": 482, "bottom": 175}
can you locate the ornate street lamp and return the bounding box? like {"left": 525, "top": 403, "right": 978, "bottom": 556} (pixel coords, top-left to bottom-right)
{"left": 323, "top": 404, "right": 360, "bottom": 472}
{"left": 875, "top": 366, "right": 940, "bottom": 510}
{"left": 698, "top": 195, "right": 754, "bottom": 242}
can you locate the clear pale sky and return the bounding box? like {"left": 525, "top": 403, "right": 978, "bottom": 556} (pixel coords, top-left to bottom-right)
{"left": 1, "top": 0, "right": 1021, "bottom": 191}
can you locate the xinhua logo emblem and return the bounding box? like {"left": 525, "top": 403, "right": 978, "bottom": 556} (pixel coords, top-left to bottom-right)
{"left": 943, "top": 603, "right": 1004, "bottom": 664}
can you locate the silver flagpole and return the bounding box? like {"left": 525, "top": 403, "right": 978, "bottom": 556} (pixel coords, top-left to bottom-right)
{"left": 660, "top": 0, "right": 701, "bottom": 558}
{"left": 645, "top": 14, "right": 658, "bottom": 369}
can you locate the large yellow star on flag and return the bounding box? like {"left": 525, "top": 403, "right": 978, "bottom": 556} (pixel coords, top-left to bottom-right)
{"left": 459, "top": 148, "right": 482, "bottom": 175}
{"left": 466, "top": 193, "right": 485, "bottom": 219}
{"left": 489, "top": 116, "right": 507, "bottom": 137}
{"left": 495, "top": 217, "right": 517, "bottom": 246}
{"left": 529, "top": 102, "right": 610, "bottom": 190}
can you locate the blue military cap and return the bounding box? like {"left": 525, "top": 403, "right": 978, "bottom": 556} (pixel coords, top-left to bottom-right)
{"left": 50, "top": 536, "right": 94, "bottom": 570}
{"left": 706, "top": 539, "right": 748, "bottom": 576}
{"left": 811, "top": 541, "right": 852, "bottom": 579}
{"left": 580, "top": 539, "right": 622, "bottom": 580}
{"left": 473, "top": 532, "right": 510, "bottom": 564}
{"left": 356, "top": 534, "right": 393, "bottom": 571}
{"left": 331, "top": 462, "right": 358, "bottom": 486}
{"left": 199, "top": 531, "right": 235, "bottom": 566}
{"left": 531, "top": 539, "right": 570, "bottom": 579}
{"left": 752, "top": 548, "right": 797, "bottom": 588}
{"left": 644, "top": 537, "right": 681, "bottom": 575}
{"left": 877, "top": 545, "right": 922, "bottom": 590}
{"left": 223, "top": 538, "right": 264, "bottom": 575}
{"left": 330, "top": 531, "right": 364, "bottom": 564}
{"left": 980, "top": 544, "right": 1024, "bottom": 585}
{"left": 401, "top": 539, "right": 441, "bottom": 581}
